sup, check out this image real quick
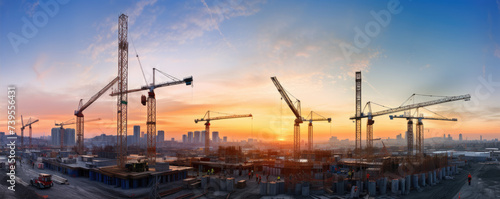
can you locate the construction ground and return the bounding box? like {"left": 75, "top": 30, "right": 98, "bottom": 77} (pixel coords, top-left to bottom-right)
{"left": 1, "top": 157, "right": 499, "bottom": 199}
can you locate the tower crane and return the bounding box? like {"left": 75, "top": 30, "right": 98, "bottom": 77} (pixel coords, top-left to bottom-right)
{"left": 116, "top": 13, "right": 129, "bottom": 168}
{"left": 271, "top": 76, "right": 303, "bottom": 159}
{"left": 21, "top": 116, "right": 39, "bottom": 150}
{"left": 304, "top": 111, "right": 331, "bottom": 151}
{"left": 74, "top": 77, "right": 118, "bottom": 154}
{"left": 111, "top": 68, "right": 192, "bottom": 166}
{"left": 55, "top": 118, "right": 101, "bottom": 150}
{"left": 350, "top": 71, "right": 471, "bottom": 152}
{"left": 195, "top": 111, "right": 252, "bottom": 155}
{"left": 390, "top": 110, "right": 457, "bottom": 156}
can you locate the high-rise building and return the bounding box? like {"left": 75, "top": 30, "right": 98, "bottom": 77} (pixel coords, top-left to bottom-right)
{"left": 64, "top": 128, "right": 76, "bottom": 146}
{"left": 188, "top": 131, "right": 193, "bottom": 143}
{"left": 212, "top": 131, "right": 219, "bottom": 143}
{"left": 480, "top": 135, "right": 483, "bottom": 141}
{"left": 133, "top": 125, "right": 140, "bottom": 145}
{"left": 194, "top": 131, "right": 200, "bottom": 143}
{"left": 201, "top": 131, "right": 206, "bottom": 143}
{"left": 396, "top": 133, "right": 402, "bottom": 140}
{"left": 157, "top": 130, "right": 165, "bottom": 142}
{"left": 459, "top": 134, "right": 463, "bottom": 141}
{"left": 448, "top": 134, "right": 452, "bottom": 141}
{"left": 443, "top": 134, "right": 446, "bottom": 139}
{"left": 51, "top": 128, "right": 60, "bottom": 146}
{"left": 182, "top": 134, "right": 187, "bottom": 143}
{"left": 171, "top": 138, "right": 174, "bottom": 142}
{"left": 223, "top": 136, "right": 227, "bottom": 142}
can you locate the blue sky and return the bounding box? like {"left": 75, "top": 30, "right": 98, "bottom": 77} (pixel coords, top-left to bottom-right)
{"left": 0, "top": 0, "right": 499, "bottom": 141}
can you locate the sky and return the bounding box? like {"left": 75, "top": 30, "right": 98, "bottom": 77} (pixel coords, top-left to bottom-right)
{"left": 0, "top": 0, "right": 499, "bottom": 143}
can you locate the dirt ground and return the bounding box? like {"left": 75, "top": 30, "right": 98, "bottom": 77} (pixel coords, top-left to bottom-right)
{"left": 402, "top": 162, "right": 500, "bottom": 199}
{"left": 451, "top": 163, "right": 500, "bottom": 199}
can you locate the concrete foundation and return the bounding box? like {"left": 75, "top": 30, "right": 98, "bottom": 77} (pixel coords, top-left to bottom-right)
{"left": 295, "top": 183, "right": 302, "bottom": 195}
{"left": 220, "top": 178, "right": 227, "bottom": 191}
{"left": 351, "top": 186, "right": 360, "bottom": 198}
{"left": 412, "top": 174, "right": 419, "bottom": 189}
{"left": 399, "top": 178, "right": 405, "bottom": 194}
{"left": 269, "top": 182, "right": 276, "bottom": 195}
{"left": 405, "top": 175, "right": 411, "bottom": 194}
{"left": 391, "top": 179, "right": 399, "bottom": 194}
{"left": 302, "top": 182, "right": 310, "bottom": 196}
{"left": 201, "top": 176, "right": 208, "bottom": 189}
{"left": 368, "top": 181, "right": 376, "bottom": 196}
{"left": 379, "top": 177, "right": 387, "bottom": 195}
{"left": 420, "top": 173, "right": 426, "bottom": 187}
{"left": 277, "top": 181, "right": 284, "bottom": 194}
{"left": 356, "top": 181, "right": 363, "bottom": 193}
{"left": 227, "top": 178, "right": 234, "bottom": 192}
{"left": 337, "top": 181, "right": 345, "bottom": 195}
{"left": 260, "top": 182, "right": 267, "bottom": 195}
{"left": 427, "top": 172, "right": 432, "bottom": 185}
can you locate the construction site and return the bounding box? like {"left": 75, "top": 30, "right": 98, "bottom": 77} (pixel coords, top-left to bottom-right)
{"left": 1, "top": 1, "right": 500, "bottom": 199}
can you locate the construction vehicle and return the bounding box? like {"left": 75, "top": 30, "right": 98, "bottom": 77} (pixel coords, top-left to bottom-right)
{"left": 30, "top": 173, "right": 53, "bottom": 189}
{"left": 195, "top": 111, "right": 252, "bottom": 155}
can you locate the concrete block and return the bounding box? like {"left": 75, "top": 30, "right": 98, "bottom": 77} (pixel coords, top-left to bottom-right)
{"left": 405, "top": 175, "right": 411, "bottom": 194}
{"left": 412, "top": 174, "right": 420, "bottom": 189}
{"left": 259, "top": 182, "right": 267, "bottom": 195}
{"left": 337, "top": 181, "right": 345, "bottom": 195}
{"left": 277, "top": 181, "right": 284, "bottom": 194}
{"left": 420, "top": 173, "right": 426, "bottom": 187}
{"left": 379, "top": 177, "right": 387, "bottom": 195}
{"left": 432, "top": 171, "right": 436, "bottom": 185}
{"left": 302, "top": 183, "right": 310, "bottom": 196}
{"left": 295, "top": 183, "right": 302, "bottom": 195}
{"left": 368, "top": 181, "right": 376, "bottom": 196}
{"left": 391, "top": 179, "right": 399, "bottom": 194}
{"left": 356, "top": 181, "right": 363, "bottom": 193}
{"left": 220, "top": 178, "right": 227, "bottom": 191}
{"left": 427, "top": 172, "right": 433, "bottom": 185}
{"left": 227, "top": 178, "right": 234, "bottom": 192}
{"left": 269, "top": 182, "right": 276, "bottom": 195}
{"left": 399, "top": 178, "right": 405, "bottom": 194}
{"left": 351, "top": 186, "right": 360, "bottom": 198}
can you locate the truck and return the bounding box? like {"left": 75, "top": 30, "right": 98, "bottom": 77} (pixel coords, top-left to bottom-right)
{"left": 30, "top": 173, "right": 53, "bottom": 189}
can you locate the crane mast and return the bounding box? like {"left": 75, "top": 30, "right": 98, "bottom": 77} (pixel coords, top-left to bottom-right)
{"left": 304, "top": 111, "right": 331, "bottom": 151}
{"left": 56, "top": 118, "right": 100, "bottom": 150}
{"left": 271, "top": 76, "right": 303, "bottom": 159}
{"left": 21, "top": 116, "right": 39, "bottom": 150}
{"left": 390, "top": 112, "right": 457, "bottom": 156}
{"left": 111, "top": 68, "right": 192, "bottom": 166}
{"left": 116, "top": 14, "right": 129, "bottom": 168}
{"left": 195, "top": 111, "right": 252, "bottom": 155}
{"left": 75, "top": 77, "right": 118, "bottom": 155}
{"left": 350, "top": 71, "right": 470, "bottom": 152}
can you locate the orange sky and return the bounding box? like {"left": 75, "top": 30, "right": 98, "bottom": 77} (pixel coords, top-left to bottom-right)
{"left": 1, "top": 0, "right": 499, "bottom": 142}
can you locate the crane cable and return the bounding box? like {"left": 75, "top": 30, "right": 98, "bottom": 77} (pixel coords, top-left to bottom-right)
{"left": 130, "top": 36, "right": 148, "bottom": 86}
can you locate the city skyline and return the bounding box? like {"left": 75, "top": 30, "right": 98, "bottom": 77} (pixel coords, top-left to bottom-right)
{"left": 1, "top": 0, "right": 500, "bottom": 142}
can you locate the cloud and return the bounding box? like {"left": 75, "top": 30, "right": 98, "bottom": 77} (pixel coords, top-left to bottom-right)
{"left": 23, "top": 0, "right": 39, "bottom": 17}
{"left": 495, "top": 48, "right": 500, "bottom": 59}
{"left": 32, "top": 54, "right": 55, "bottom": 82}
{"left": 419, "top": 64, "right": 431, "bottom": 71}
